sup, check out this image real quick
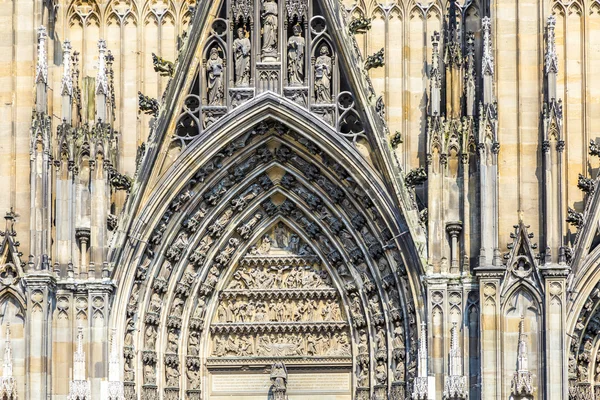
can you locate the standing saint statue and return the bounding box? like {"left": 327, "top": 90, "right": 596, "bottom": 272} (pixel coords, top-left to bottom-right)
{"left": 287, "top": 24, "right": 305, "bottom": 85}
{"left": 261, "top": 0, "right": 278, "bottom": 58}
{"left": 206, "top": 47, "right": 224, "bottom": 105}
{"left": 270, "top": 361, "right": 288, "bottom": 399}
{"left": 314, "top": 45, "right": 332, "bottom": 103}
{"left": 233, "top": 27, "right": 251, "bottom": 86}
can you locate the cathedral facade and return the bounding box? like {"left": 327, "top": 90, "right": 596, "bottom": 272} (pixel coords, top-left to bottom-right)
{"left": 0, "top": 0, "right": 599, "bottom": 398}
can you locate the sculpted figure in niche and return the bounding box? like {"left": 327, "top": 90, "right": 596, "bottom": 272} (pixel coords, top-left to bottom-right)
{"left": 261, "top": 0, "right": 278, "bottom": 57}
{"left": 260, "top": 235, "right": 272, "bottom": 253}
{"left": 274, "top": 222, "right": 288, "bottom": 248}
{"left": 144, "top": 364, "right": 155, "bottom": 384}
{"left": 239, "top": 334, "right": 253, "bottom": 356}
{"left": 287, "top": 24, "right": 305, "bottom": 85}
{"left": 207, "top": 47, "right": 224, "bottom": 106}
{"left": 375, "top": 361, "right": 387, "bottom": 384}
{"left": 166, "top": 364, "right": 180, "bottom": 387}
{"left": 167, "top": 330, "right": 178, "bottom": 353}
{"left": 187, "top": 367, "right": 201, "bottom": 390}
{"left": 217, "top": 303, "right": 226, "bottom": 323}
{"left": 306, "top": 333, "right": 317, "bottom": 355}
{"left": 358, "top": 331, "right": 368, "bottom": 355}
{"left": 305, "top": 299, "right": 318, "bottom": 320}
{"left": 149, "top": 292, "right": 162, "bottom": 313}
{"left": 171, "top": 297, "right": 184, "bottom": 318}
{"left": 314, "top": 45, "right": 332, "bottom": 103}
{"left": 357, "top": 363, "right": 368, "bottom": 387}
{"left": 214, "top": 336, "right": 226, "bottom": 356}
{"left": 194, "top": 297, "right": 207, "bottom": 320}
{"left": 287, "top": 233, "right": 300, "bottom": 253}
{"left": 233, "top": 28, "right": 251, "bottom": 86}
{"left": 145, "top": 325, "right": 157, "bottom": 349}
{"left": 188, "top": 331, "right": 199, "bottom": 356}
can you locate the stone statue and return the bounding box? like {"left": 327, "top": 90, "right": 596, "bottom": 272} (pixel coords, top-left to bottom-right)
{"left": 270, "top": 361, "right": 288, "bottom": 393}
{"left": 314, "top": 46, "right": 332, "bottom": 103}
{"left": 207, "top": 47, "right": 224, "bottom": 106}
{"left": 187, "top": 367, "right": 201, "bottom": 390}
{"left": 287, "top": 24, "right": 305, "bottom": 85}
{"left": 144, "top": 363, "right": 155, "bottom": 384}
{"left": 287, "top": 233, "right": 300, "bottom": 253}
{"left": 149, "top": 292, "right": 162, "bottom": 313}
{"left": 165, "top": 364, "right": 180, "bottom": 387}
{"left": 233, "top": 28, "right": 251, "bottom": 86}
{"left": 274, "top": 222, "right": 288, "bottom": 248}
{"left": 261, "top": 0, "right": 278, "bottom": 58}
{"left": 145, "top": 325, "right": 157, "bottom": 349}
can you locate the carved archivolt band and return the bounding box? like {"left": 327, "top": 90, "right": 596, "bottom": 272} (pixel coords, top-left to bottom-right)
{"left": 117, "top": 119, "right": 419, "bottom": 398}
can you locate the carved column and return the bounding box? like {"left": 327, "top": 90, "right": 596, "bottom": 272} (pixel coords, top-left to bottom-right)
{"left": 478, "top": 17, "right": 501, "bottom": 269}
{"left": 540, "top": 266, "right": 569, "bottom": 399}
{"left": 446, "top": 222, "right": 463, "bottom": 275}
{"left": 23, "top": 273, "right": 56, "bottom": 400}
{"left": 88, "top": 283, "right": 114, "bottom": 397}
{"left": 475, "top": 267, "right": 503, "bottom": 400}
{"left": 31, "top": 25, "right": 52, "bottom": 271}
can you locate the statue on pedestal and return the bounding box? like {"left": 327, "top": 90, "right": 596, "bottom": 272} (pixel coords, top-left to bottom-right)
{"left": 287, "top": 24, "right": 305, "bottom": 85}
{"left": 233, "top": 28, "right": 251, "bottom": 86}
{"left": 270, "top": 361, "right": 288, "bottom": 400}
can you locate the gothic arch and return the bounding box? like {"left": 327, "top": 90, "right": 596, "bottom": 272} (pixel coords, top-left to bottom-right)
{"left": 109, "top": 92, "right": 424, "bottom": 398}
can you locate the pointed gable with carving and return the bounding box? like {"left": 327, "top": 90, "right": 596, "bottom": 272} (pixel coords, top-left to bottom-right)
{"left": 501, "top": 222, "right": 543, "bottom": 299}
{"left": 0, "top": 210, "right": 24, "bottom": 289}
{"left": 122, "top": 0, "right": 423, "bottom": 244}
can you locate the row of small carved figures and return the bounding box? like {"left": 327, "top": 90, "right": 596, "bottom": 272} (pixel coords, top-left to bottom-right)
{"left": 211, "top": 331, "right": 352, "bottom": 358}
{"left": 213, "top": 297, "right": 344, "bottom": 324}
{"left": 227, "top": 264, "right": 334, "bottom": 290}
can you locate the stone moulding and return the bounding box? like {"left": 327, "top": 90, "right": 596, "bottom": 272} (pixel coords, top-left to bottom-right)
{"left": 205, "top": 355, "right": 352, "bottom": 366}
{"left": 219, "top": 288, "right": 338, "bottom": 299}
{"left": 209, "top": 321, "right": 348, "bottom": 334}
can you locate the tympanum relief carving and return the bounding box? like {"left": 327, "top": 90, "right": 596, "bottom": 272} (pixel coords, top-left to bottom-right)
{"left": 207, "top": 222, "right": 351, "bottom": 364}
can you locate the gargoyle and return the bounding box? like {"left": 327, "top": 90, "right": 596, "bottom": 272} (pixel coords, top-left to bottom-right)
{"left": 152, "top": 53, "right": 174, "bottom": 77}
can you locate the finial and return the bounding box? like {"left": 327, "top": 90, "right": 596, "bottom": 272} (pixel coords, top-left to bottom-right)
{"left": 545, "top": 15, "right": 559, "bottom": 75}
{"left": 3, "top": 323, "right": 12, "bottom": 378}
{"left": 96, "top": 39, "right": 109, "bottom": 95}
{"left": 61, "top": 40, "right": 73, "bottom": 96}
{"left": 36, "top": 26, "right": 48, "bottom": 84}
{"left": 482, "top": 17, "right": 495, "bottom": 77}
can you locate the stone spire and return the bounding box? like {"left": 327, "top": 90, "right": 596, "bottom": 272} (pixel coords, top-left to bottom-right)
{"left": 443, "top": 323, "right": 467, "bottom": 399}
{"left": 0, "top": 325, "right": 17, "bottom": 400}
{"left": 412, "top": 322, "right": 429, "bottom": 399}
{"left": 545, "top": 16, "right": 559, "bottom": 75}
{"left": 465, "top": 31, "right": 477, "bottom": 116}
{"left": 35, "top": 26, "right": 48, "bottom": 85}
{"left": 35, "top": 26, "right": 48, "bottom": 112}
{"left": 96, "top": 39, "right": 109, "bottom": 122}
{"left": 545, "top": 15, "right": 559, "bottom": 102}
{"left": 107, "top": 328, "right": 125, "bottom": 400}
{"left": 511, "top": 317, "right": 534, "bottom": 398}
{"left": 61, "top": 40, "right": 74, "bottom": 123}
{"left": 67, "top": 326, "right": 90, "bottom": 400}
{"left": 444, "top": 0, "right": 462, "bottom": 118}
{"left": 481, "top": 17, "right": 495, "bottom": 104}
{"left": 429, "top": 32, "right": 442, "bottom": 117}
{"left": 477, "top": 14, "right": 501, "bottom": 268}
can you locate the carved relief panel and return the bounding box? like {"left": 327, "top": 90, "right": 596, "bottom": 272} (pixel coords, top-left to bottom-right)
{"left": 207, "top": 223, "right": 351, "bottom": 367}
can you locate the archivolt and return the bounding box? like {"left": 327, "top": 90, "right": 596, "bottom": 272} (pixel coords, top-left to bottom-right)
{"left": 110, "top": 97, "right": 424, "bottom": 398}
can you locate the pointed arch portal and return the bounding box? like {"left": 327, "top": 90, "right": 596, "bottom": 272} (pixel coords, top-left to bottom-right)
{"left": 111, "top": 94, "right": 424, "bottom": 400}
{"left": 107, "top": 1, "right": 425, "bottom": 399}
